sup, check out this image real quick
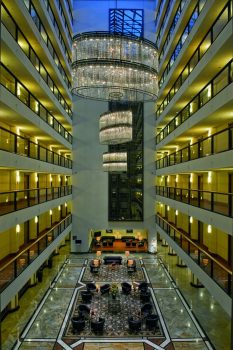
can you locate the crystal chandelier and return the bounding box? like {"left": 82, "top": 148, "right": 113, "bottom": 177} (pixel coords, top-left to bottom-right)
{"left": 103, "top": 152, "right": 127, "bottom": 172}
{"left": 99, "top": 110, "right": 132, "bottom": 144}
{"left": 72, "top": 32, "right": 158, "bottom": 102}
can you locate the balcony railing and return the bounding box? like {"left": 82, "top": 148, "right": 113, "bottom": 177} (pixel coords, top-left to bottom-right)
{"left": 0, "top": 64, "right": 72, "bottom": 144}
{"left": 0, "top": 185, "right": 72, "bottom": 216}
{"left": 157, "top": 0, "right": 232, "bottom": 117}
{"left": 156, "top": 214, "right": 232, "bottom": 296}
{"left": 155, "top": 186, "right": 233, "bottom": 218}
{"left": 156, "top": 124, "right": 233, "bottom": 169}
{"left": 156, "top": 59, "right": 233, "bottom": 144}
{"left": 0, "top": 214, "right": 72, "bottom": 292}
{"left": 0, "top": 126, "right": 72, "bottom": 169}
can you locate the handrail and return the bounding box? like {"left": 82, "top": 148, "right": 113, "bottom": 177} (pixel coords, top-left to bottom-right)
{"left": 156, "top": 124, "right": 233, "bottom": 166}
{"left": 155, "top": 185, "right": 233, "bottom": 196}
{"left": 156, "top": 213, "right": 232, "bottom": 275}
{"left": 0, "top": 185, "right": 72, "bottom": 195}
{"left": 0, "top": 125, "right": 72, "bottom": 168}
{"left": 156, "top": 59, "right": 233, "bottom": 143}
{"left": 0, "top": 214, "right": 71, "bottom": 272}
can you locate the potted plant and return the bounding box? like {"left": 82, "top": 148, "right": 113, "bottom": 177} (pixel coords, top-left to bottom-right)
{"left": 110, "top": 283, "right": 119, "bottom": 299}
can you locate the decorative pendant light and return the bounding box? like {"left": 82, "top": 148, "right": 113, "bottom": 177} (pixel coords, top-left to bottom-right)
{"left": 99, "top": 110, "right": 132, "bottom": 145}
{"left": 72, "top": 32, "right": 158, "bottom": 102}
{"left": 103, "top": 152, "right": 127, "bottom": 172}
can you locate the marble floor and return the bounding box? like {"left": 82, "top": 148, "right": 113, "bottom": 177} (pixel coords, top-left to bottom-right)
{"left": 0, "top": 245, "right": 231, "bottom": 350}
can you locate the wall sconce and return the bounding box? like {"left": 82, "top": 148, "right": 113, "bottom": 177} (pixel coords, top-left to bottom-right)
{"left": 16, "top": 224, "right": 20, "bottom": 233}
{"left": 175, "top": 210, "right": 179, "bottom": 216}
{"left": 35, "top": 173, "right": 38, "bottom": 182}
{"left": 207, "top": 86, "right": 211, "bottom": 98}
{"left": 49, "top": 210, "right": 53, "bottom": 215}
{"left": 49, "top": 116, "right": 53, "bottom": 125}
{"left": 65, "top": 202, "right": 67, "bottom": 207}
{"left": 190, "top": 173, "right": 193, "bottom": 183}
{"left": 59, "top": 176, "right": 61, "bottom": 182}
{"left": 175, "top": 175, "right": 178, "bottom": 183}
{"left": 167, "top": 206, "right": 170, "bottom": 211}
{"left": 167, "top": 175, "right": 170, "bottom": 183}
{"left": 16, "top": 170, "right": 20, "bottom": 184}
{"left": 207, "top": 225, "right": 212, "bottom": 233}
{"left": 190, "top": 216, "right": 193, "bottom": 224}
{"left": 58, "top": 205, "right": 61, "bottom": 211}
{"left": 207, "top": 171, "right": 212, "bottom": 183}
{"left": 207, "top": 128, "right": 212, "bottom": 137}
{"left": 50, "top": 174, "right": 53, "bottom": 182}
{"left": 35, "top": 216, "right": 38, "bottom": 223}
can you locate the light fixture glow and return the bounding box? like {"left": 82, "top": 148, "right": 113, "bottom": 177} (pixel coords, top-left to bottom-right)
{"left": 72, "top": 32, "right": 158, "bottom": 102}
{"left": 103, "top": 152, "right": 127, "bottom": 172}
{"left": 207, "top": 224, "right": 212, "bottom": 233}
{"left": 190, "top": 216, "right": 193, "bottom": 223}
{"left": 99, "top": 110, "right": 132, "bottom": 144}
{"left": 175, "top": 210, "right": 178, "bottom": 216}
{"left": 16, "top": 224, "right": 20, "bottom": 233}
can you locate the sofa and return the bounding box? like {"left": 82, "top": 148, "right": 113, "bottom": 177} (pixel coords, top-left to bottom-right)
{"left": 121, "top": 236, "right": 136, "bottom": 242}
{"left": 103, "top": 256, "right": 122, "bottom": 265}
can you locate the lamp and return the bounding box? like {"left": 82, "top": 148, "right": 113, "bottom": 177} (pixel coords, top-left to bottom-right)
{"left": 96, "top": 250, "right": 102, "bottom": 259}
{"left": 99, "top": 110, "right": 132, "bottom": 144}
{"left": 72, "top": 32, "right": 158, "bottom": 102}
{"left": 103, "top": 152, "right": 127, "bottom": 172}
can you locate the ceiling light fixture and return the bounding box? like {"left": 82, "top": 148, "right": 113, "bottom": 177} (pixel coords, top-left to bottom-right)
{"left": 99, "top": 110, "right": 132, "bottom": 144}
{"left": 72, "top": 32, "right": 158, "bottom": 101}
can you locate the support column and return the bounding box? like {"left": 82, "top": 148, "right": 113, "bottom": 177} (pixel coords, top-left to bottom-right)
{"left": 29, "top": 273, "right": 37, "bottom": 287}
{"left": 9, "top": 294, "right": 20, "bottom": 312}
{"left": 176, "top": 256, "right": 187, "bottom": 267}
{"left": 168, "top": 246, "right": 177, "bottom": 256}
{"left": 190, "top": 273, "right": 204, "bottom": 288}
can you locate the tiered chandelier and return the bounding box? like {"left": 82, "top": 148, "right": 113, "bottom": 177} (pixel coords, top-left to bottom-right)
{"left": 99, "top": 110, "right": 132, "bottom": 145}
{"left": 103, "top": 152, "right": 127, "bottom": 172}
{"left": 72, "top": 32, "right": 158, "bottom": 102}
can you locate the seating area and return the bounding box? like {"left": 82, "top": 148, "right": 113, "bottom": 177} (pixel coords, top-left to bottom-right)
{"left": 67, "top": 270, "right": 162, "bottom": 338}
{"left": 103, "top": 256, "right": 122, "bottom": 265}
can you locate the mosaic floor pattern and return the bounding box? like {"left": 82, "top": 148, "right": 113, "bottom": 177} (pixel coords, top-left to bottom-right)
{"left": 9, "top": 256, "right": 215, "bottom": 350}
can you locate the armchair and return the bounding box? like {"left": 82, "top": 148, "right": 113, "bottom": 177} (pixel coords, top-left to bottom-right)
{"left": 146, "top": 314, "right": 159, "bottom": 330}
{"left": 81, "top": 291, "right": 92, "bottom": 303}
{"left": 121, "top": 282, "right": 132, "bottom": 295}
{"left": 78, "top": 304, "right": 90, "bottom": 319}
{"left": 71, "top": 316, "right": 85, "bottom": 333}
{"left": 100, "top": 283, "right": 111, "bottom": 295}
{"left": 128, "top": 316, "right": 142, "bottom": 332}
{"left": 91, "top": 317, "right": 105, "bottom": 334}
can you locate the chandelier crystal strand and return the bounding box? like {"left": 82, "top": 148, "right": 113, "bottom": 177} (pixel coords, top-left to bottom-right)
{"left": 103, "top": 152, "right": 127, "bottom": 172}
{"left": 99, "top": 110, "right": 132, "bottom": 144}
{"left": 72, "top": 32, "right": 158, "bottom": 102}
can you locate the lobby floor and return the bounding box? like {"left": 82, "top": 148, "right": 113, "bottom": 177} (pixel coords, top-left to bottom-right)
{"left": 1, "top": 244, "right": 231, "bottom": 350}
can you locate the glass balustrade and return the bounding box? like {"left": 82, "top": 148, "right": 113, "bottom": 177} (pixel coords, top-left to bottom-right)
{"left": 0, "top": 186, "right": 72, "bottom": 216}
{"left": 0, "top": 215, "right": 72, "bottom": 292}
{"left": 156, "top": 214, "right": 232, "bottom": 296}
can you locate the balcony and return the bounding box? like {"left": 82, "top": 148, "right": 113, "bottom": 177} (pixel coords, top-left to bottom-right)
{"left": 0, "top": 186, "right": 72, "bottom": 216}
{"left": 156, "top": 214, "right": 232, "bottom": 296}
{"left": 156, "top": 124, "right": 233, "bottom": 169}
{"left": 0, "top": 214, "right": 72, "bottom": 292}
{"left": 0, "top": 126, "right": 72, "bottom": 169}
{"left": 155, "top": 186, "right": 233, "bottom": 217}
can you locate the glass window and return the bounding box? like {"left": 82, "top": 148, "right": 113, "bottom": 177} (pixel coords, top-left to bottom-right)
{"left": 181, "top": 65, "right": 189, "bottom": 83}
{"left": 48, "top": 76, "right": 54, "bottom": 91}
{"left": 30, "top": 50, "right": 40, "bottom": 71}
{"left": 40, "top": 24, "right": 48, "bottom": 43}
{"left": 1, "top": 66, "right": 15, "bottom": 94}
{"left": 40, "top": 105, "right": 47, "bottom": 122}
{"left": 189, "top": 51, "right": 198, "bottom": 73}
{"left": 213, "top": 67, "right": 228, "bottom": 96}
{"left": 17, "top": 82, "right": 29, "bottom": 105}
{"left": 18, "top": 31, "right": 29, "bottom": 57}
{"left": 213, "top": 7, "right": 229, "bottom": 41}
{"left": 40, "top": 65, "right": 47, "bottom": 82}
{"left": 200, "top": 84, "right": 211, "bottom": 106}
{"left": 1, "top": 6, "right": 17, "bottom": 39}
{"left": 30, "top": 96, "right": 39, "bottom": 114}
{"left": 30, "top": 4, "right": 40, "bottom": 29}
{"left": 199, "top": 32, "right": 211, "bottom": 58}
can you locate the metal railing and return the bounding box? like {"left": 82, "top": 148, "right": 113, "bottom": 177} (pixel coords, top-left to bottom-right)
{"left": 156, "top": 214, "right": 232, "bottom": 296}
{"left": 0, "top": 64, "right": 72, "bottom": 144}
{"left": 156, "top": 59, "right": 233, "bottom": 144}
{"left": 0, "top": 214, "right": 72, "bottom": 292}
{"left": 156, "top": 125, "right": 233, "bottom": 168}
{"left": 0, "top": 126, "right": 72, "bottom": 168}
{"left": 155, "top": 186, "right": 233, "bottom": 217}
{"left": 0, "top": 186, "right": 72, "bottom": 216}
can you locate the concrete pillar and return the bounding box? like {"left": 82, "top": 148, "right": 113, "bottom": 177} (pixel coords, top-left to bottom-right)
{"left": 9, "top": 294, "right": 20, "bottom": 311}
{"left": 176, "top": 256, "right": 187, "bottom": 267}
{"left": 29, "top": 273, "right": 37, "bottom": 287}
{"left": 168, "top": 246, "right": 177, "bottom": 256}
{"left": 190, "top": 273, "right": 204, "bottom": 288}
